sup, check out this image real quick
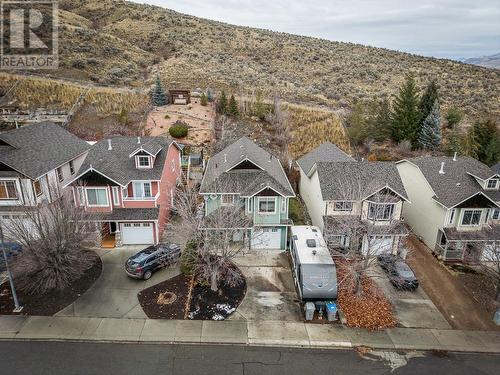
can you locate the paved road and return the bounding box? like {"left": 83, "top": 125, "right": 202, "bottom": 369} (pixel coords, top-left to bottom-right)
{"left": 1, "top": 341, "right": 499, "bottom": 375}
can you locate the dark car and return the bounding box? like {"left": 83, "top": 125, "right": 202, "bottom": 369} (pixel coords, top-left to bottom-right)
{"left": 377, "top": 254, "right": 419, "bottom": 290}
{"left": 0, "top": 242, "right": 22, "bottom": 272}
{"left": 125, "top": 243, "right": 180, "bottom": 280}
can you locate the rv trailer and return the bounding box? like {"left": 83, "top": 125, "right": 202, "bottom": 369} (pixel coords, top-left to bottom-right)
{"left": 290, "top": 225, "right": 337, "bottom": 300}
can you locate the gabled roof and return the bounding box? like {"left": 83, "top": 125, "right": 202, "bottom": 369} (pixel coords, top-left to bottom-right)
{"left": 402, "top": 156, "right": 500, "bottom": 208}
{"left": 0, "top": 122, "right": 90, "bottom": 179}
{"left": 129, "top": 138, "right": 163, "bottom": 157}
{"left": 70, "top": 136, "right": 176, "bottom": 187}
{"left": 316, "top": 161, "right": 408, "bottom": 201}
{"left": 297, "top": 142, "right": 354, "bottom": 175}
{"left": 491, "top": 163, "right": 500, "bottom": 175}
{"left": 199, "top": 137, "right": 294, "bottom": 197}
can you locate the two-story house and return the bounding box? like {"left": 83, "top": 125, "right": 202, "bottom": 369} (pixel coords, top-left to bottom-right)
{"left": 0, "top": 122, "right": 89, "bottom": 225}
{"left": 199, "top": 137, "right": 295, "bottom": 250}
{"left": 397, "top": 156, "right": 500, "bottom": 263}
{"left": 65, "top": 136, "right": 181, "bottom": 247}
{"left": 297, "top": 143, "right": 409, "bottom": 255}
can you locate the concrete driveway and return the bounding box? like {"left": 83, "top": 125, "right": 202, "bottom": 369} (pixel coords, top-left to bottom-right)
{"left": 230, "top": 250, "right": 302, "bottom": 322}
{"left": 56, "top": 247, "right": 180, "bottom": 319}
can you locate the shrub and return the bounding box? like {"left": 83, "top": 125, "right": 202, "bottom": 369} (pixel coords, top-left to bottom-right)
{"left": 169, "top": 121, "right": 189, "bottom": 138}
{"left": 180, "top": 240, "right": 198, "bottom": 277}
{"left": 289, "top": 198, "right": 306, "bottom": 225}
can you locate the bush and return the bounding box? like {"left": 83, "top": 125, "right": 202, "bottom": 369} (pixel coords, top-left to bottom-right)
{"left": 169, "top": 121, "right": 189, "bottom": 138}
{"left": 180, "top": 240, "right": 198, "bottom": 277}
{"left": 289, "top": 198, "right": 306, "bottom": 225}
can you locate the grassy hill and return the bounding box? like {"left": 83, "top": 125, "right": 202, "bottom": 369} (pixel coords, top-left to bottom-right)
{"left": 45, "top": 0, "right": 498, "bottom": 117}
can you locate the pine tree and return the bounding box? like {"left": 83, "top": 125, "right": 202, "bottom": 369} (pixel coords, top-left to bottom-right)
{"left": 200, "top": 92, "right": 208, "bottom": 106}
{"left": 445, "top": 106, "right": 462, "bottom": 128}
{"left": 206, "top": 88, "right": 214, "bottom": 102}
{"left": 228, "top": 94, "right": 239, "bottom": 117}
{"left": 472, "top": 119, "right": 499, "bottom": 164}
{"left": 484, "top": 136, "right": 500, "bottom": 166}
{"left": 418, "top": 100, "right": 441, "bottom": 150}
{"left": 418, "top": 80, "right": 439, "bottom": 123}
{"left": 444, "top": 125, "right": 462, "bottom": 156}
{"left": 217, "top": 90, "right": 228, "bottom": 115}
{"left": 253, "top": 90, "right": 266, "bottom": 120}
{"left": 390, "top": 73, "right": 421, "bottom": 145}
{"left": 462, "top": 126, "right": 480, "bottom": 158}
{"left": 372, "top": 98, "right": 391, "bottom": 141}
{"left": 151, "top": 75, "right": 168, "bottom": 106}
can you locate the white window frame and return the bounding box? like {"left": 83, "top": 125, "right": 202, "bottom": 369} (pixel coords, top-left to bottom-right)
{"left": 0, "top": 180, "right": 19, "bottom": 200}
{"left": 247, "top": 197, "right": 253, "bottom": 213}
{"left": 492, "top": 208, "right": 500, "bottom": 220}
{"left": 33, "top": 179, "right": 42, "bottom": 197}
{"left": 57, "top": 167, "right": 64, "bottom": 182}
{"left": 112, "top": 186, "right": 120, "bottom": 206}
{"left": 334, "top": 201, "right": 353, "bottom": 212}
{"left": 486, "top": 178, "right": 499, "bottom": 190}
{"left": 136, "top": 155, "right": 151, "bottom": 169}
{"left": 221, "top": 194, "right": 235, "bottom": 206}
{"left": 367, "top": 202, "right": 394, "bottom": 221}
{"left": 460, "top": 209, "right": 482, "bottom": 226}
{"left": 448, "top": 208, "right": 456, "bottom": 225}
{"left": 281, "top": 198, "right": 286, "bottom": 214}
{"left": 132, "top": 182, "right": 152, "bottom": 198}
{"left": 85, "top": 187, "right": 109, "bottom": 207}
{"left": 258, "top": 197, "right": 277, "bottom": 215}
{"left": 69, "top": 160, "right": 75, "bottom": 175}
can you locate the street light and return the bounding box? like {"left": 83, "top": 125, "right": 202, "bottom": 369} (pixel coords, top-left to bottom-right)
{"left": 0, "top": 222, "right": 22, "bottom": 312}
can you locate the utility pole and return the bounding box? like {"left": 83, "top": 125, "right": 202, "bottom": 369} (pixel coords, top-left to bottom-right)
{"left": 0, "top": 223, "right": 22, "bottom": 312}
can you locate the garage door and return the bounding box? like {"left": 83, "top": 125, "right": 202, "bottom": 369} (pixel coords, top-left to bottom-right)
{"left": 121, "top": 222, "right": 154, "bottom": 245}
{"left": 363, "top": 235, "right": 393, "bottom": 255}
{"left": 251, "top": 227, "right": 281, "bottom": 249}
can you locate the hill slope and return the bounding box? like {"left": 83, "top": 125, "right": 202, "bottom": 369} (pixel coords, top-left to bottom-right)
{"left": 464, "top": 53, "right": 500, "bottom": 70}
{"left": 3, "top": 0, "right": 500, "bottom": 118}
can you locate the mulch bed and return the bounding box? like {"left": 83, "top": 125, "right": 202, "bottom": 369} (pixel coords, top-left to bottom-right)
{"left": 336, "top": 261, "right": 396, "bottom": 330}
{"left": 455, "top": 270, "right": 498, "bottom": 318}
{"left": 0, "top": 251, "right": 102, "bottom": 316}
{"left": 139, "top": 267, "right": 246, "bottom": 320}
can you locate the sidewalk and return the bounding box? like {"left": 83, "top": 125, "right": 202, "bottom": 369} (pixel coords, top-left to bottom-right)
{"left": 1, "top": 315, "right": 499, "bottom": 353}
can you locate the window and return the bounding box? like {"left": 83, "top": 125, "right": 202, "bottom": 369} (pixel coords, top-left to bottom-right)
{"left": 133, "top": 182, "right": 152, "bottom": 198}
{"left": 69, "top": 160, "right": 75, "bottom": 175}
{"left": 221, "top": 195, "right": 235, "bottom": 206}
{"left": 368, "top": 202, "right": 394, "bottom": 221}
{"left": 134, "top": 223, "right": 141, "bottom": 227}
{"left": 334, "top": 201, "right": 353, "bottom": 212}
{"left": 112, "top": 186, "right": 120, "bottom": 205}
{"left": 448, "top": 208, "right": 456, "bottom": 225}
{"left": 247, "top": 198, "right": 253, "bottom": 213}
{"left": 281, "top": 198, "right": 286, "bottom": 213}
{"left": 461, "top": 209, "right": 482, "bottom": 226}
{"left": 122, "top": 187, "right": 128, "bottom": 198}
{"left": 486, "top": 178, "right": 499, "bottom": 189}
{"left": 258, "top": 197, "right": 276, "bottom": 214}
{"left": 492, "top": 209, "right": 500, "bottom": 220}
{"left": 33, "top": 179, "right": 42, "bottom": 197}
{"left": 137, "top": 156, "right": 151, "bottom": 168}
{"left": 57, "top": 167, "right": 64, "bottom": 182}
{"left": 0, "top": 180, "right": 18, "bottom": 200}
{"left": 124, "top": 223, "right": 132, "bottom": 227}
{"left": 86, "top": 188, "right": 109, "bottom": 206}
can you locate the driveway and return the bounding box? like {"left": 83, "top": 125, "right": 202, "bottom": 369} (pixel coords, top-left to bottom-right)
{"left": 57, "top": 247, "right": 180, "bottom": 319}
{"left": 230, "top": 250, "right": 302, "bottom": 322}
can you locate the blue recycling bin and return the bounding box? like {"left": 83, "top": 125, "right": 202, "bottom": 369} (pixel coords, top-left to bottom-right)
{"left": 326, "top": 301, "right": 337, "bottom": 322}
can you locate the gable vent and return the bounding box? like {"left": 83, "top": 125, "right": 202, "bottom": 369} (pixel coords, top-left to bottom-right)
{"left": 439, "top": 162, "right": 445, "bottom": 175}
{"left": 107, "top": 139, "right": 112, "bottom": 151}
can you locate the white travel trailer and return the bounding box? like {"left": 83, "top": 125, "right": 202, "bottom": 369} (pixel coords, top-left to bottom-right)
{"left": 289, "top": 225, "right": 337, "bottom": 300}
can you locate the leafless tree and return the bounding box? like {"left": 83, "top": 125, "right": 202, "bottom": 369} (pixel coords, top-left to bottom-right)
{"left": 2, "top": 189, "right": 100, "bottom": 295}
{"left": 324, "top": 174, "right": 408, "bottom": 296}
{"left": 171, "top": 183, "right": 256, "bottom": 292}
{"left": 266, "top": 94, "right": 293, "bottom": 172}
{"left": 479, "top": 241, "right": 500, "bottom": 303}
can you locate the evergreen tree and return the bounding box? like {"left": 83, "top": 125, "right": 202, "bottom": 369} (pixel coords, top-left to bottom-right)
{"left": 390, "top": 73, "right": 421, "bottom": 145}
{"left": 253, "top": 90, "right": 266, "bottom": 120}
{"left": 445, "top": 106, "right": 462, "bottom": 128}
{"left": 346, "top": 101, "right": 368, "bottom": 145}
{"left": 200, "top": 92, "right": 208, "bottom": 106}
{"left": 151, "top": 75, "right": 168, "bottom": 106}
{"left": 372, "top": 98, "right": 391, "bottom": 141}
{"left": 206, "top": 88, "right": 214, "bottom": 102}
{"left": 418, "top": 80, "right": 439, "bottom": 123}
{"left": 483, "top": 136, "right": 500, "bottom": 166}
{"left": 217, "top": 90, "right": 228, "bottom": 115}
{"left": 472, "top": 119, "right": 499, "bottom": 164}
{"left": 418, "top": 100, "right": 441, "bottom": 150}
{"left": 462, "top": 126, "right": 479, "bottom": 158}
{"left": 444, "top": 125, "right": 462, "bottom": 156}
{"left": 228, "top": 94, "right": 239, "bottom": 117}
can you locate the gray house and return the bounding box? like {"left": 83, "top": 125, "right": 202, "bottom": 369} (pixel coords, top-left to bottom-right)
{"left": 199, "top": 137, "right": 295, "bottom": 250}
{"left": 397, "top": 156, "right": 500, "bottom": 263}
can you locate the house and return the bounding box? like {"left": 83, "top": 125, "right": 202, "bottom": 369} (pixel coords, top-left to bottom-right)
{"left": 168, "top": 89, "right": 191, "bottom": 105}
{"left": 397, "top": 156, "right": 500, "bottom": 263}
{"left": 65, "top": 136, "right": 181, "bottom": 247}
{"left": 199, "top": 137, "right": 295, "bottom": 250}
{"left": 0, "top": 122, "right": 89, "bottom": 223}
{"left": 297, "top": 143, "right": 409, "bottom": 255}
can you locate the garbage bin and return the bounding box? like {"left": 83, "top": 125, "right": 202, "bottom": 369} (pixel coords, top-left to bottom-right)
{"left": 326, "top": 301, "right": 337, "bottom": 322}
{"left": 305, "top": 302, "right": 315, "bottom": 321}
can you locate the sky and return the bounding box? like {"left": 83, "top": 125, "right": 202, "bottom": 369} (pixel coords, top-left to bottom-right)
{"left": 132, "top": 0, "right": 500, "bottom": 60}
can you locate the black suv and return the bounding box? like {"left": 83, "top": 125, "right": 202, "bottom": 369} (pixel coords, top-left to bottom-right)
{"left": 377, "top": 254, "right": 419, "bottom": 290}
{"left": 125, "top": 243, "right": 180, "bottom": 280}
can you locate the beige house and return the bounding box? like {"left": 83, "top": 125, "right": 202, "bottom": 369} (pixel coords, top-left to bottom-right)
{"left": 396, "top": 156, "right": 500, "bottom": 263}
{"left": 297, "top": 143, "right": 409, "bottom": 256}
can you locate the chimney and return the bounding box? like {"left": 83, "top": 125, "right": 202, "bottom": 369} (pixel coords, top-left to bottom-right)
{"left": 439, "top": 161, "right": 445, "bottom": 174}
{"left": 137, "top": 136, "right": 141, "bottom": 144}
{"left": 453, "top": 152, "right": 457, "bottom": 161}
{"left": 107, "top": 139, "right": 112, "bottom": 151}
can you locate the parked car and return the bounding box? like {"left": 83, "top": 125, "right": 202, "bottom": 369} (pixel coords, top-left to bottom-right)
{"left": 125, "top": 243, "right": 181, "bottom": 280}
{"left": 377, "top": 254, "right": 419, "bottom": 290}
{"left": 0, "top": 242, "right": 22, "bottom": 272}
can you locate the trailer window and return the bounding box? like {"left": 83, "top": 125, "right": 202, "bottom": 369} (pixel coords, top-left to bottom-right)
{"left": 306, "top": 239, "right": 316, "bottom": 248}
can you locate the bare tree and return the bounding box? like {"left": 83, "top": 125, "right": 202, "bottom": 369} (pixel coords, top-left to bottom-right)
{"left": 324, "top": 174, "right": 408, "bottom": 296}
{"left": 266, "top": 94, "right": 293, "bottom": 173}
{"left": 479, "top": 241, "right": 500, "bottom": 303}
{"left": 3, "top": 189, "right": 100, "bottom": 295}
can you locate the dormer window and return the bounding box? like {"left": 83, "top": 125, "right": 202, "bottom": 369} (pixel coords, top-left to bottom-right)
{"left": 136, "top": 155, "right": 151, "bottom": 169}
{"left": 486, "top": 178, "right": 499, "bottom": 190}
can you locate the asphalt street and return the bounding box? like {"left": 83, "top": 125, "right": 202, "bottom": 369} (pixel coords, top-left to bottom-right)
{"left": 1, "top": 341, "right": 499, "bottom": 375}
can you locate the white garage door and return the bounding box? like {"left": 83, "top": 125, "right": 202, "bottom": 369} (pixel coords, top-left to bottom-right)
{"left": 251, "top": 227, "right": 281, "bottom": 249}
{"left": 363, "top": 235, "right": 394, "bottom": 255}
{"left": 121, "top": 222, "right": 154, "bottom": 245}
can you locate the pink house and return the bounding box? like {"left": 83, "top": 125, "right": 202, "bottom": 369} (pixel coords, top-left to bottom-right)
{"left": 65, "top": 136, "right": 181, "bottom": 247}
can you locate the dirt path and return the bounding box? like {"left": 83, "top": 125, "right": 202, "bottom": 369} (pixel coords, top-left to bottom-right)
{"left": 406, "top": 235, "right": 497, "bottom": 331}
